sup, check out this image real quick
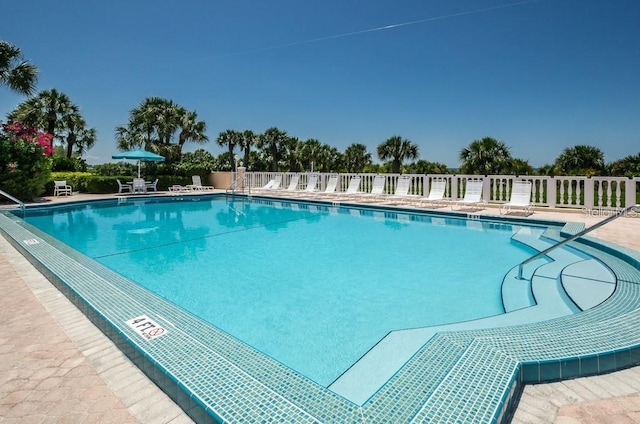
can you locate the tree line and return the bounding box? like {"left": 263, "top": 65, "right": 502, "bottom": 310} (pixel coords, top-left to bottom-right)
{"left": 2, "top": 39, "right": 639, "bottom": 177}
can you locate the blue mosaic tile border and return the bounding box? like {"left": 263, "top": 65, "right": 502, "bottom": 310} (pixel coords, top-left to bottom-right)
{"left": 3, "top": 197, "right": 640, "bottom": 423}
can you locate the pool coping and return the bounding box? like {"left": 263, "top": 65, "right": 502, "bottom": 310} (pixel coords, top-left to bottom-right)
{"left": 2, "top": 194, "right": 640, "bottom": 423}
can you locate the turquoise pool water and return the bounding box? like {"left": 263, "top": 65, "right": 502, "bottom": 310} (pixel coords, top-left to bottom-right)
{"left": 23, "top": 196, "right": 538, "bottom": 386}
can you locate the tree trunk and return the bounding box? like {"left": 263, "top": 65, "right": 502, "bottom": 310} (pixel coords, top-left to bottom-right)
{"left": 47, "top": 112, "right": 56, "bottom": 149}
{"left": 66, "top": 134, "right": 75, "bottom": 158}
{"left": 271, "top": 145, "right": 278, "bottom": 172}
{"left": 243, "top": 147, "right": 250, "bottom": 170}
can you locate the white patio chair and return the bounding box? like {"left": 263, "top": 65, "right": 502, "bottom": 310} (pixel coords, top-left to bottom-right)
{"left": 279, "top": 174, "right": 320, "bottom": 197}
{"left": 331, "top": 176, "right": 363, "bottom": 199}
{"left": 116, "top": 179, "right": 132, "bottom": 194}
{"left": 418, "top": 179, "right": 448, "bottom": 208}
{"left": 132, "top": 178, "right": 147, "bottom": 194}
{"left": 500, "top": 181, "right": 534, "bottom": 216}
{"left": 146, "top": 178, "right": 159, "bottom": 192}
{"left": 452, "top": 180, "right": 485, "bottom": 211}
{"left": 267, "top": 175, "right": 299, "bottom": 197}
{"left": 351, "top": 175, "right": 386, "bottom": 202}
{"left": 310, "top": 174, "right": 339, "bottom": 198}
{"left": 53, "top": 180, "right": 72, "bottom": 196}
{"left": 380, "top": 176, "right": 420, "bottom": 204}
{"left": 255, "top": 175, "right": 283, "bottom": 193}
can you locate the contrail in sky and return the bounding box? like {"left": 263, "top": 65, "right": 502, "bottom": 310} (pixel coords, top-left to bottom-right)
{"left": 221, "top": 0, "right": 542, "bottom": 57}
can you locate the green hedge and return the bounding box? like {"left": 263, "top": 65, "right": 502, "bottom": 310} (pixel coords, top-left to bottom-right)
{"left": 48, "top": 173, "right": 193, "bottom": 194}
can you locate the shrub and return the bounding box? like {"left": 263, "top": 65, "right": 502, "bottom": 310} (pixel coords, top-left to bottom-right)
{"left": 91, "top": 162, "right": 137, "bottom": 177}
{"left": 84, "top": 176, "right": 126, "bottom": 193}
{"left": 0, "top": 121, "right": 53, "bottom": 201}
{"left": 51, "top": 155, "right": 88, "bottom": 172}
{"left": 46, "top": 172, "right": 93, "bottom": 195}
{"left": 47, "top": 175, "right": 193, "bottom": 194}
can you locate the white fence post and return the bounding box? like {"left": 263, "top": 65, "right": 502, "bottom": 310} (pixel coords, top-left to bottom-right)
{"left": 584, "top": 178, "right": 595, "bottom": 210}
{"left": 451, "top": 176, "right": 460, "bottom": 201}
{"left": 547, "top": 178, "right": 557, "bottom": 208}
{"left": 626, "top": 178, "right": 637, "bottom": 208}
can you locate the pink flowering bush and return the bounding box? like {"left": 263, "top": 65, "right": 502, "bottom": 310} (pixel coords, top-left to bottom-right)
{"left": 0, "top": 121, "right": 53, "bottom": 201}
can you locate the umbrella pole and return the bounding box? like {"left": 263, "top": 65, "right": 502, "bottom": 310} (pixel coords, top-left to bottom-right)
{"left": 137, "top": 160, "right": 141, "bottom": 178}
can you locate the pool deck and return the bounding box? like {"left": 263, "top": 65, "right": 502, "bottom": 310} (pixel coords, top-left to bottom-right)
{"left": 1, "top": 191, "right": 639, "bottom": 423}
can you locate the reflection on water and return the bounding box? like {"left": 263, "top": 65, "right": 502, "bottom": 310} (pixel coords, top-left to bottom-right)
{"left": 48, "top": 205, "right": 98, "bottom": 251}
{"left": 108, "top": 200, "right": 212, "bottom": 272}
{"left": 216, "top": 198, "right": 324, "bottom": 232}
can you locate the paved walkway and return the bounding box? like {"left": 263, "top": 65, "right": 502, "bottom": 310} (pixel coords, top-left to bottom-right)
{"left": 0, "top": 193, "right": 639, "bottom": 423}
{"left": 0, "top": 196, "right": 193, "bottom": 423}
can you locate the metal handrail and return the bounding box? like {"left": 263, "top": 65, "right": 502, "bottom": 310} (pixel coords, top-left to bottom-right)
{"left": 0, "top": 189, "right": 25, "bottom": 215}
{"left": 226, "top": 175, "right": 249, "bottom": 195}
{"left": 517, "top": 204, "right": 639, "bottom": 280}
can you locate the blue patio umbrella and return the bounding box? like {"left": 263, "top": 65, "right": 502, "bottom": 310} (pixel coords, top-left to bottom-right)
{"left": 112, "top": 149, "right": 165, "bottom": 178}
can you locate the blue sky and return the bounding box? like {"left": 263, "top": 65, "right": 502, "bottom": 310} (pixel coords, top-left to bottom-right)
{"left": 2, "top": 0, "right": 639, "bottom": 167}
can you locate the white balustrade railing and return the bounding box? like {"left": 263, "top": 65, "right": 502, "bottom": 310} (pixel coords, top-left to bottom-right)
{"left": 242, "top": 172, "right": 639, "bottom": 211}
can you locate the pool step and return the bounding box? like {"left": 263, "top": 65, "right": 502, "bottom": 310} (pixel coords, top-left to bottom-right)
{"left": 360, "top": 334, "right": 473, "bottom": 421}
{"left": 409, "top": 339, "right": 519, "bottom": 424}
{"left": 561, "top": 259, "right": 616, "bottom": 310}
{"left": 503, "top": 228, "right": 586, "bottom": 312}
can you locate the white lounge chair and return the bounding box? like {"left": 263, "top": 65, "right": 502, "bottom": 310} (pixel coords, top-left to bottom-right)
{"left": 187, "top": 175, "right": 215, "bottom": 191}
{"left": 132, "top": 178, "right": 147, "bottom": 194}
{"left": 262, "top": 180, "right": 276, "bottom": 190}
{"left": 352, "top": 175, "right": 386, "bottom": 202}
{"left": 53, "top": 180, "right": 72, "bottom": 196}
{"left": 116, "top": 179, "right": 132, "bottom": 194}
{"left": 500, "top": 181, "right": 534, "bottom": 216}
{"left": 278, "top": 174, "right": 319, "bottom": 196}
{"left": 380, "top": 176, "right": 420, "bottom": 204}
{"left": 168, "top": 184, "right": 192, "bottom": 193}
{"left": 252, "top": 174, "right": 282, "bottom": 192}
{"left": 270, "top": 174, "right": 300, "bottom": 196}
{"left": 311, "top": 174, "right": 339, "bottom": 198}
{"left": 302, "top": 174, "right": 319, "bottom": 193}
{"left": 331, "top": 176, "right": 363, "bottom": 199}
{"left": 418, "top": 180, "right": 448, "bottom": 208}
{"left": 255, "top": 175, "right": 282, "bottom": 193}
{"left": 452, "top": 180, "right": 485, "bottom": 211}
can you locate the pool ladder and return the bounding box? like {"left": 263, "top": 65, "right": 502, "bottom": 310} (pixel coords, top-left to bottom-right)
{"left": 226, "top": 175, "right": 249, "bottom": 195}
{"left": 0, "top": 189, "right": 25, "bottom": 216}
{"left": 517, "top": 204, "right": 640, "bottom": 280}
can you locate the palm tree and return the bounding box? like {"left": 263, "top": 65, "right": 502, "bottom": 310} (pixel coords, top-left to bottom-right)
{"left": 238, "top": 130, "right": 256, "bottom": 169}
{"left": 554, "top": 145, "right": 605, "bottom": 176}
{"left": 0, "top": 40, "right": 39, "bottom": 96}
{"left": 117, "top": 97, "right": 165, "bottom": 149}
{"left": 58, "top": 113, "right": 96, "bottom": 158}
{"left": 216, "top": 130, "right": 241, "bottom": 169}
{"left": 317, "top": 144, "right": 340, "bottom": 172}
{"left": 459, "top": 137, "right": 513, "bottom": 175}
{"left": 115, "top": 97, "right": 209, "bottom": 163}
{"left": 609, "top": 153, "right": 640, "bottom": 177}
{"left": 508, "top": 158, "right": 534, "bottom": 175}
{"left": 536, "top": 164, "right": 555, "bottom": 177}
{"left": 8, "top": 89, "right": 78, "bottom": 149}
{"left": 257, "top": 127, "right": 288, "bottom": 172}
{"left": 343, "top": 143, "right": 372, "bottom": 173}
{"left": 406, "top": 160, "right": 449, "bottom": 174}
{"left": 376, "top": 135, "right": 419, "bottom": 174}
{"left": 177, "top": 109, "right": 208, "bottom": 154}
{"left": 283, "top": 136, "right": 302, "bottom": 171}
{"left": 299, "top": 138, "right": 322, "bottom": 171}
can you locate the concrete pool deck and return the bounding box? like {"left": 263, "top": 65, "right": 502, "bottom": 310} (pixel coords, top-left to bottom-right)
{"left": 1, "top": 192, "right": 639, "bottom": 423}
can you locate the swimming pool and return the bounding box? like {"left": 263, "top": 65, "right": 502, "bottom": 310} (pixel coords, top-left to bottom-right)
{"left": 2, "top": 193, "right": 640, "bottom": 423}
{"left": 22, "top": 196, "right": 537, "bottom": 386}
